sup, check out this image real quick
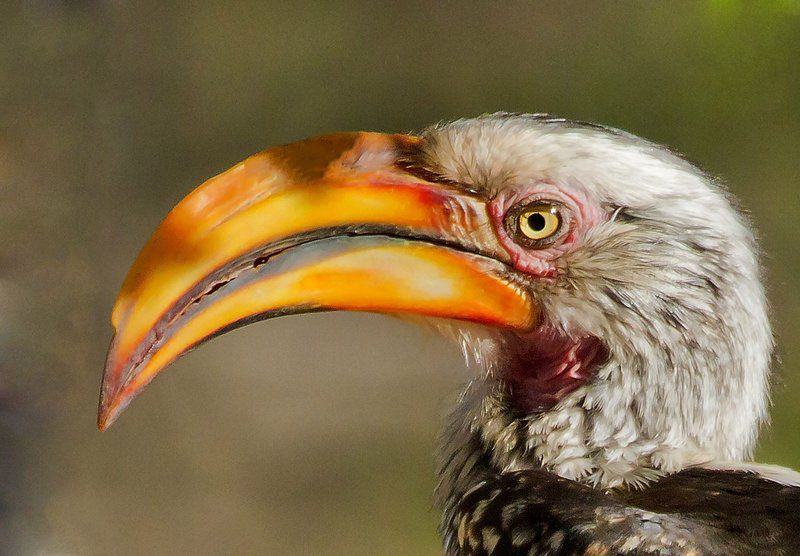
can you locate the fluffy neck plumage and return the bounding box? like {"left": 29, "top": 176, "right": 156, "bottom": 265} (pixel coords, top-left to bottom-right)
{"left": 438, "top": 308, "right": 770, "bottom": 500}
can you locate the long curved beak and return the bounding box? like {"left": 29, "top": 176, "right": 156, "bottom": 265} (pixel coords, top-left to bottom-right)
{"left": 98, "top": 132, "right": 536, "bottom": 430}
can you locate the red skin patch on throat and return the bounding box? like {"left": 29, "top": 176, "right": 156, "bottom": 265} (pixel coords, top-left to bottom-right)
{"left": 498, "top": 326, "right": 608, "bottom": 414}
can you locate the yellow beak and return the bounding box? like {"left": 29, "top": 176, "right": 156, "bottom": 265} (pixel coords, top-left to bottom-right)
{"left": 98, "top": 132, "right": 535, "bottom": 430}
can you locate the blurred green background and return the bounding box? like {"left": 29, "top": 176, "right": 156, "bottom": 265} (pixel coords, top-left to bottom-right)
{"left": 1, "top": 1, "right": 799, "bottom": 554}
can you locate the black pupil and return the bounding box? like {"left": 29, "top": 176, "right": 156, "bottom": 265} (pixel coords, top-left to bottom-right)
{"left": 526, "top": 212, "right": 546, "bottom": 232}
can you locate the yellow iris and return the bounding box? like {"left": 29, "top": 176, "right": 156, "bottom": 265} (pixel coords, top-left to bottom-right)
{"left": 518, "top": 205, "right": 561, "bottom": 240}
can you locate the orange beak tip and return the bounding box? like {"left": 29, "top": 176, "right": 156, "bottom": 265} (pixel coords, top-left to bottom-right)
{"left": 97, "top": 413, "right": 111, "bottom": 432}
{"left": 97, "top": 392, "right": 121, "bottom": 432}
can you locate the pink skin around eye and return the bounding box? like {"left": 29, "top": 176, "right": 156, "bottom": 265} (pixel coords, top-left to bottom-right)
{"left": 488, "top": 182, "right": 606, "bottom": 277}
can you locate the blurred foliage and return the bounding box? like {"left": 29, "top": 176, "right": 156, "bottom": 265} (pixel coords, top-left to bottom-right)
{"left": 0, "top": 1, "right": 798, "bottom": 554}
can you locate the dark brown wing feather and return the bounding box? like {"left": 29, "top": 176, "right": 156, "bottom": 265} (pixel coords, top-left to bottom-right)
{"left": 450, "top": 468, "right": 800, "bottom": 555}
{"left": 623, "top": 468, "right": 800, "bottom": 554}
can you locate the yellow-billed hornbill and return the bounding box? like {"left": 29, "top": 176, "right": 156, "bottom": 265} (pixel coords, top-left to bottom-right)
{"left": 98, "top": 114, "right": 800, "bottom": 555}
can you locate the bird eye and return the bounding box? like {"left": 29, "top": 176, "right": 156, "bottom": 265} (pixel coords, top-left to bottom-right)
{"left": 505, "top": 202, "right": 564, "bottom": 247}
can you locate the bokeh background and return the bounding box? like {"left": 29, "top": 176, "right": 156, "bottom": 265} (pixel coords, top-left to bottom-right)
{"left": 1, "top": 2, "right": 799, "bottom": 554}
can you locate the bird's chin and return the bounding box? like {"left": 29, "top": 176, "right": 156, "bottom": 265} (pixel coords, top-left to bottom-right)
{"left": 495, "top": 325, "right": 608, "bottom": 414}
{"left": 414, "top": 317, "right": 608, "bottom": 414}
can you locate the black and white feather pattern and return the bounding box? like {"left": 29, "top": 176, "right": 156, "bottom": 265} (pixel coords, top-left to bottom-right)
{"left": 446, "top": 466, "right": 800, "bottom": 555}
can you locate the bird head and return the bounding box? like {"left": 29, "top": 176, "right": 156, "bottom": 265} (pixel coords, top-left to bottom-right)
{"left": 99, "top": 113, "right": 772, "bottom": 488}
